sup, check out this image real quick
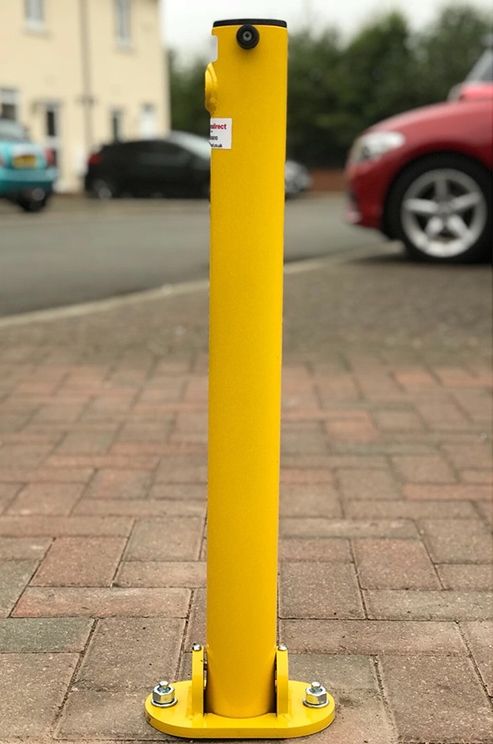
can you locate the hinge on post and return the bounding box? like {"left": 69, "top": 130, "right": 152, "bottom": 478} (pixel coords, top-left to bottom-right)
{"left": 191, "top": 643, "right": 206, "bottom": 717}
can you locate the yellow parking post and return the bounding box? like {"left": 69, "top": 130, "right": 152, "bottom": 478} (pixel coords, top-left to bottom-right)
{"left": 145, "top": 18, "right": 335, "bottom": 738}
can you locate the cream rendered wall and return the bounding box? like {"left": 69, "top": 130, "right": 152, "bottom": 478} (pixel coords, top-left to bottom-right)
{"left": 87, "top": 0, "right": 169, "bottom": 151}
{"left": 0, "top": 0, "right": 169, "bottom": 192}
{"left": 0, "top": 0, "right": 85, "bottom": 191}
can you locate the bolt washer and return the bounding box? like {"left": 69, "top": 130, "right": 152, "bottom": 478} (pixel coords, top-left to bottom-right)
{"left": 303, "top": 681, "right": 329, "bottom": 708}
{"left": 151, "top": 680, "right": 178, "bottom": 708}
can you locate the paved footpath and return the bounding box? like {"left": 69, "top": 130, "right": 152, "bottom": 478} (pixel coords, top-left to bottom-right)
{"left": 0, "top": 246, "right": 491, "bottom": 743}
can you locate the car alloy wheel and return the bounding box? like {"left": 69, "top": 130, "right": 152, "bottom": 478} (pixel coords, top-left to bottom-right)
{"left": 401, "top": 168, "right": 487, "bottom": 259}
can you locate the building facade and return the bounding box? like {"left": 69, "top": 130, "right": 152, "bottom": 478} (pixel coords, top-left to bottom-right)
{"left": 0, "top": 0, "right": 170, "bottom": 191}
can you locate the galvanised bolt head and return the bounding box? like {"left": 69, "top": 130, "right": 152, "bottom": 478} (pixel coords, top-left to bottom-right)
{"left": 303, "top": 681, "right": 329, "bottom": 708}
{"left": 151, "top": 680, "right": 177, "bottom": 708}
{"left": 278, "top": 643, "right": 288, "bottom": 651}
{"left": 192, "top": 643, "right": 202, "bottom": 651}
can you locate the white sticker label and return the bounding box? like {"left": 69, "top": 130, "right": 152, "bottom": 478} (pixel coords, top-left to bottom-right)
{"left": 210, "top": 118, "right": 232, "bottom": 149}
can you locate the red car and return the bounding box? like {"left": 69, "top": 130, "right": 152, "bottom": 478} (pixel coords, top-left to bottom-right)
{"left": 346, "top": 97, "right": 492, "bottom": 262}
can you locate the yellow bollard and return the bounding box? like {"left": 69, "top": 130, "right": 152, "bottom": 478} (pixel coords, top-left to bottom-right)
{"left": 206, "top": 17, "right": 287, "bottom": 720}
{"left": 144, "top": 18, "right": 335, "bottom": 739}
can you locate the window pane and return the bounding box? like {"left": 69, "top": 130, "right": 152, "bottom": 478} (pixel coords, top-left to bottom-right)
{"left": 115, "top": 0, "right": 122, "bottom": 38}
{"left": 170, "top": 131, "right": 211, "bottom": 160}
{"left": 115, "top": 0, "right": 131, "bottom": 42}
{"left": 0, "top": 89, "right": 19, "bottom": 121}
{"left": 25, "top": 0, "right": 44, "bottom": 22}
{"left": 46, "top": 109, "right": 56, "bottom": 137}
{"left": 1, "top": 103, "right": 15, "bottom": 121}
{"left": 467, "top": 49, "right": 493, "bottom": 83}
{"left": 123, "top": 0, "right": 130, "bottom": 39}
{"left": 139, "top": 103, "right": 157, "bottom": 138}
{"left": 111, "top": 110, "right": 123, "bottom": 141}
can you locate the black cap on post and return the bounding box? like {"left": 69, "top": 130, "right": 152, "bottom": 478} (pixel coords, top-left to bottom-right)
{"left": 213, "top": 19, "right": 287, "bottom": 28}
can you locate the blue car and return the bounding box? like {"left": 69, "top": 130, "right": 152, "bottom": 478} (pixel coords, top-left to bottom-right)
{"left": 0, "top": 119, "right": 57, "bottom": 212}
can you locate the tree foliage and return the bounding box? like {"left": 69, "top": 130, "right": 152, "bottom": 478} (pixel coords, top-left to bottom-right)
{"left": 169, "top": 51, "right": 210, "bottom": 138}
{"left": 169, "top": 4, "right": 492, "bottom": 166}
{"left": 414, "top": 5, "right": 493, "bottom": 103}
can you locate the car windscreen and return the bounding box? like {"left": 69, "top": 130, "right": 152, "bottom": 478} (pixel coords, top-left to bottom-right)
{"left": 466, "top": 49, "right": 493, "bottom": 83}
{"left": 0, "top": 120, "right": 28, "bottom": 142}
{"left": 169, "top": 132, "right": 211, "bottom": 160}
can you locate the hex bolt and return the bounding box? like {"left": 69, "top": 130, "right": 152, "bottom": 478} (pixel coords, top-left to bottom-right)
{"left": 303, "top": 681, "right": 329, "bottom": 708}
{"left": 278, "top": 643, "right": 288, "bottom": 651}
{"left": 151, "top": 680, "right": 177, "bottom": 708}
{"left": 192, "top": 643, "right": 202, "bottom": 651}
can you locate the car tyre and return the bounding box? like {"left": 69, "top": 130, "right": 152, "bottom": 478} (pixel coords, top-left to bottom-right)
{"left": 17, "top": 191, "right": 49, "bottom": 213}
{"left": 386, "top": 154, "right": 491, "bottom": 263}
{"left": 285, "top": 183, "right": 301, "bottom": 199}
{"left": 90, "top": 178, "right": 118, "bottom": 200}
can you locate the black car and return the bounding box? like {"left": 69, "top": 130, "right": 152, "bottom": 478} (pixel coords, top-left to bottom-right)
{"left": 84, "top": 131, "right": 211, "bottom": 199}
{"left": 85, "top": 130, "right": 311, "bottom": 199}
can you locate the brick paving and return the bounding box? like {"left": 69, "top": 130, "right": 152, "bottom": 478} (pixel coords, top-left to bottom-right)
{"left": 0, "top": 252, "right": 491, "bottom": 743}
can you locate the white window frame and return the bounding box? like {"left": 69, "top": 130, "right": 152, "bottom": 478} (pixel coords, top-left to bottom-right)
{"left": 115, "top": 0, "right": 131, "bottom": 46}
{"left": 25, "top": 0, "right": 45, "bottom": 30}
{"left": 0, "top": 88, "right": 20, "bottom": 122}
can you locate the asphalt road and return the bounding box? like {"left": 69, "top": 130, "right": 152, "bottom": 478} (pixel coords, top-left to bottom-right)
{"left": 0, "top": 194, "right": 383, "bottom": 316}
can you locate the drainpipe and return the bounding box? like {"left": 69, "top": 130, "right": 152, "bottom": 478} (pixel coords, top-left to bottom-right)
{"left": 79, "top": 0, "right": 93, "bottom": 153}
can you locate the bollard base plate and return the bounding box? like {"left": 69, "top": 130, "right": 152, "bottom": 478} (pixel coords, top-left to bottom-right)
{"left": 145, "top": 680, "right": 335, "bottom": 739}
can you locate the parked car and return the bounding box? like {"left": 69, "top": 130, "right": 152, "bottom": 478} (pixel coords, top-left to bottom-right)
{"left": 285, "top": 159, "right": 312, "bottom": 197}
{"left": 0, "top": 119, "right": 56, "bottom": 212}
{"left": 85, "top": 131, "right": 310, "bottom": 199}
{"left": 345, "top": 98, "right": 492, "bottom": 262}
{"left": 85, "top": 132, "right": 211, "bottom": 199}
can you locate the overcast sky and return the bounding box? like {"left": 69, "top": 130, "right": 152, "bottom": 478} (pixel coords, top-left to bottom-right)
{"left": 160, "top": 0, "right": 491, "bottom": 61}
